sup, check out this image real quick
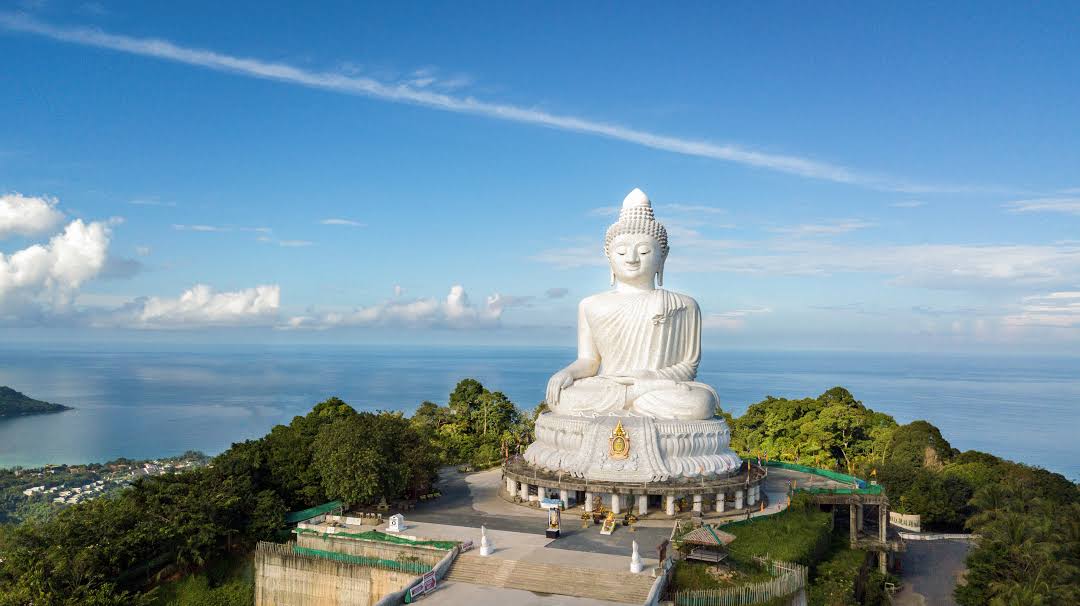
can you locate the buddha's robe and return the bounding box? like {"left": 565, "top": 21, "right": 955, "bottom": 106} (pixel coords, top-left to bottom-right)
{"left": 555, "top": 288, "right": 718, "bottom": 420}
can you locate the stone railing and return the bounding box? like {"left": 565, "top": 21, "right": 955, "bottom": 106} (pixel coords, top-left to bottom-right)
{"left": 888, "top": 511, "right": 921, "bottom": 532}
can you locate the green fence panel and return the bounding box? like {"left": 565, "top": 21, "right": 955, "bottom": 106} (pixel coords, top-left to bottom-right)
{"left": 285, "top": 500, "right": 344, "bottom": 523}
{"left": 292, "top": 545, "right": 432, "bottom": 575}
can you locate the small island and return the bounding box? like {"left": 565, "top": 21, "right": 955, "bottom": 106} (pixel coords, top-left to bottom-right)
{"left": 0, "top": 386, "right": 73, "bottom": 417}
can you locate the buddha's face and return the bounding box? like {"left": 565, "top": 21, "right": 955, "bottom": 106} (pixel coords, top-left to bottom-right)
{"left": 608, "top": 233, "right": 665, "bottom": 287}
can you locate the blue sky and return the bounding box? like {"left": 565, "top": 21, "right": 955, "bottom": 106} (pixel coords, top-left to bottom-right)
{"left": 2, "top": 2, "right": 1079, "bottom": 351}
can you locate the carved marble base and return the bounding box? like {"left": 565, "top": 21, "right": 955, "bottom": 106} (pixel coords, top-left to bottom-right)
{"left": 523, "top": 412, "right": 742, "bottom": 482}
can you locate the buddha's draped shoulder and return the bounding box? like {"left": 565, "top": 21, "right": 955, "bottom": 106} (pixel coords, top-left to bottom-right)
{"left": 583, "top": 289, "right": 701, "bottom": 376}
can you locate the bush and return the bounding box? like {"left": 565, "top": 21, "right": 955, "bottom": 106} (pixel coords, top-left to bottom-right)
{"left": 807, "top": 546, "right": 867, "bottom": 606}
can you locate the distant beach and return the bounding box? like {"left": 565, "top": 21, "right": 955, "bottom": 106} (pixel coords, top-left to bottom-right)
{"left": 0, "top": 345, "right": 1076, "bottom": 480}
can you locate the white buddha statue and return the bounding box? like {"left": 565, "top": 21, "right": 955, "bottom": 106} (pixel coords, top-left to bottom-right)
{"left": 545, "top": 188, "right": 718, "bottom": 421}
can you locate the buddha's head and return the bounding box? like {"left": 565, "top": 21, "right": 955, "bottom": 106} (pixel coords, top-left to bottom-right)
{"left": 605, "top": 188, "right": 669, "bottom": 288}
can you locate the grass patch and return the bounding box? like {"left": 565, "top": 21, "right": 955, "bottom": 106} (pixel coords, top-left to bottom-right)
{"left": 671, "top": 560, "right": 774, "bottom": 591}
{"left": 722, "top": 496, "right": 832, "bottom": 565}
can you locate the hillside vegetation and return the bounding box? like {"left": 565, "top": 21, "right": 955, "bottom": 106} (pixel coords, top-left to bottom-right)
{"left": 0, "top": 386, "right": 71, "bottom": 417}
{"left": 730, "top": 387, "right": 1079, "bottom": 605}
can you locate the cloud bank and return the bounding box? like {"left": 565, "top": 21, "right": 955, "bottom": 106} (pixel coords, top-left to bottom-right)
{"left": 286, "top": 285, "right": 506, "bottom": 330}
{"left": 103, "top": 284, "right": 281, "bottom": 329}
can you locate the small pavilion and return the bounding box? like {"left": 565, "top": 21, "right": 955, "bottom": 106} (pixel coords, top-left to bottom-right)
{"left": 680, "top": 524, "right": 736, "bottom": 563}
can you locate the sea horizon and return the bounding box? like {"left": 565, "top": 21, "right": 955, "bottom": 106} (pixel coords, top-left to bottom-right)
{"left": 1, "top": 344, "right": 1076, "bottom": 481}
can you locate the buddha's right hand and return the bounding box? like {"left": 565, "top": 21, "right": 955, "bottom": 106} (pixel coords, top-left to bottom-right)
{"left": 546, "top": 370, "right": 575, "bottom": 406}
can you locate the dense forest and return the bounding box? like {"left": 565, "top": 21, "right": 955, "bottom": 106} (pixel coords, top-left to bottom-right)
{"left": 0, "top": 382, "right": 1075, "bottom": 605}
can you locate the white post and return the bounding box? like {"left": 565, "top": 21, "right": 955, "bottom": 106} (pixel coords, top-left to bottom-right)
{"left": 665, "top": 495, "right": 676, "bottom": 516}
{"left": 520, "top": 482, "right": 529, "bottom": 501}
{"left": 637, "top": 494, "right": 648, "bottom": 516}
{"left": 693, "top": 494, "right": 703, "bottom": 513}
{"left": 716, "top": 492, "right": 726, "bottom": 513}
{"left": 585, "top": 491, "right": 594, "bottom": 512}
{"left": 611, "top": 493, "right": 622, "bottom": 514}
{"left": 506, "top": 477, "right": 516, "bottom": 494}
{"left": 559, "top": 488, "right": 570, "bottom": 507}
{"left": 480, "top": 525, "right": 493, "bottom": 556}
{"left": 735, "top": 489, "right": 744, "bottom": 509}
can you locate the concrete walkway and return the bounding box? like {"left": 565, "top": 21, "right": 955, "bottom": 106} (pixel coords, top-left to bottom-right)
{"left": 380, "top": 519, "right": 659, "bottom": 573}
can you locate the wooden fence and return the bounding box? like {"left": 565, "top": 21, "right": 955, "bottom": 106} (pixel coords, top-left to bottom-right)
{"left": 672, "top": 557, "right": 808, "bottom": 606}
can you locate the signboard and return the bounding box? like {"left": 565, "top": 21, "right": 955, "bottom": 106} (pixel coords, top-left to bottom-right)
{"left": 407, "top": 571, "right": 437, "bottom": 601}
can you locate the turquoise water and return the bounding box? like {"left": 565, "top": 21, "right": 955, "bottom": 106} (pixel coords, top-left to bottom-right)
{"left": 0, "top": 345, "right": 1076, "bottom": 480}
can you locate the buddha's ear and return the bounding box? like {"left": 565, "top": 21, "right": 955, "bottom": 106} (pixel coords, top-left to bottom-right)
{"left": 610, "top": 269, "right": 616, "bottom": 286}
{"left": 656, "top": 268, "right": 663, "bottom": 287}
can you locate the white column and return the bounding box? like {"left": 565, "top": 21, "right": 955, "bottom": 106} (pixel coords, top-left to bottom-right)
{"left": 716, "top": 492, "right": 726, "bottom": 513}
{"left": 506, "top": 477, "right": 516, "bottom": 494}
{"left": 637, "top": 494, "right": 648, "bottom": 516}
{"left": 665, "top": 495, "right": 676, "bottom": 516}
{"left": 611, "top": 493, "right": 622, "bottom": 514}
{"left": 692, "top": 494, "right": 703, "bottom": 513}
{"left": 747, "top": 486, "right": 756, "bottom": 506}
{"left": 520, "top": 482, "right": 530, "bottom": 501}
{"left": 560, "top": 489, "right": 570, "bottom": 507}
{"left": 585, "top": 492, "right": 594, "bottom": 512}
{"left": 735, "top": 489, "right": 744, "bottom": 509}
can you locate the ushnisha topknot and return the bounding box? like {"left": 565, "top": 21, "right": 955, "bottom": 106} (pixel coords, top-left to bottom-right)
{"left": 604, "top": 188, "right": 669, "bottom": 258}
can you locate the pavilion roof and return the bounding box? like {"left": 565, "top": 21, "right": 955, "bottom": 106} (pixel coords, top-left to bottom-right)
{"left": 680, "top": 525, "right": 736, "bottom": 547}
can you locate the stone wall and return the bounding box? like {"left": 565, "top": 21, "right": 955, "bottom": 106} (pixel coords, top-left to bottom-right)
{"left": 255, "top": 542, "right": 416, "bottom": 606}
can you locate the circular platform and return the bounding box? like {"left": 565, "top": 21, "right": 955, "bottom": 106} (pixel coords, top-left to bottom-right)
{"left": 524, "top": 412, "right": 743, "bottom": 482}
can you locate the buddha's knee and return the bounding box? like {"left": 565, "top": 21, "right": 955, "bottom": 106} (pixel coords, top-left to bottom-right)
{"left": 685, "top": 386, "right": 717, "bottom": 419}
{"left": 632, "top": 386, "right": 715, "bottom": 420}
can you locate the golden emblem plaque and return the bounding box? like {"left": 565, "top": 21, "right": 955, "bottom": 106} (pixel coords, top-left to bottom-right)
{"left": 608, "top": 420, "right": 630, "bottom": 459}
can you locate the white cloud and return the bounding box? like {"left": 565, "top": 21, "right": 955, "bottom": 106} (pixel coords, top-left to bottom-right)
{"left": 1003, "top": 291, "right": 1080, "bottom": 328}
{"left": 129, "top": 198, "right": 176, "bottom": 207}
{"left": 662, "top": 204, "right": 728, "bottom": 215}
{"left": 0, "top": 218, "right": 111, "bottom": 310}
{"left": 535, "top": 231, "right": 1080, "bottom": 293}
{"left": 546, "top": 287, "right": 569, "bottom": 299}
{"left": 135, "top": 245, "right": 151, "bottom": 256}
{"left": 1004, "top": 197, "right": 1080, "bottom": 215}
{"left": 889, "top": 200, "right": 926, "bottom": 208}
{"left": 277, "top": 239, "right": 313, "bottom": 248}
{"left": 320, "top": 218, "right": 365, "bottom": 227}
{"left": 0, "top": 13, "right": 1017, "bottom": 194}
{"left": 103, "top": 284, "right": 281, "bottom": 328}
{"left": 770, "top": 220, "right": 875, "bottom": 236}
{"left": 285, "top": 285, "right": 505, "bottom": 330}
{"left": 0, "top": 192, "right": 65, "bottom": 238}
{"left": 703, "top": 307, "right": 772, "bottom": 330}
{"left": 173, "top": 224, "right": 231, "bottom": 232}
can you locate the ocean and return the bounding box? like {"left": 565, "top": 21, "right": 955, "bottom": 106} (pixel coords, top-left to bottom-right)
{"left": 0, "top": 345, "right": 1076, "bottom": 480}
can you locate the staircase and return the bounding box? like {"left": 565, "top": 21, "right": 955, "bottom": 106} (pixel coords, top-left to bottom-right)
{"left": 445, "top": 553, "right": 655, "bottom": 604}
